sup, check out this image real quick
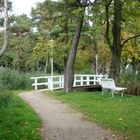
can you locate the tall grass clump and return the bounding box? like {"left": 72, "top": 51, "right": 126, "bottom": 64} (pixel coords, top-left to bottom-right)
{"left": 119, "top": 72, "right": 140, "bottom": 96}
{"left": 0, "top": 90, "right": 13, "bottom": 108}
{"left": 0, "top": 81, "right": 13, "bottom": 107}
{"left": 0, "top": 67, "right": 32, "bottom": 90}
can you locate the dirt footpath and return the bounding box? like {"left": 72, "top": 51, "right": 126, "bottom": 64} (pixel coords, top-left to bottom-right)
{"left": 20, "top": 91, "right": 116, "bottom": 140}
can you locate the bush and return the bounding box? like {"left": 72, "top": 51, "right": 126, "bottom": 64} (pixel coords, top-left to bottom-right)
{"left": 0, "top": 67, "right": 32, "bottom": 90}
{"left": 0, "top": 90, "right": 13, "bottom": 107}
{"left": 119, "top": 72, "right": 140, "bottom": 96}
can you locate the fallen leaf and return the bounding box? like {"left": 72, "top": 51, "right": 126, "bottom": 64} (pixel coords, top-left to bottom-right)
{"left": 118, "top": 118, "right": 123, "bottom": 121}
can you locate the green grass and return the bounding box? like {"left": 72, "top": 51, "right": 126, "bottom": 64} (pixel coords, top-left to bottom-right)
{"left": 0, "top": 91, "right": 42, "bottom": 140}
{"left": 49, "top": 91, "right": 140, "bottom": 140}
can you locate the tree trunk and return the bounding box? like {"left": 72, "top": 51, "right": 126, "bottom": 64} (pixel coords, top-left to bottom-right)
{"left": 64, "top": 57, "right": 67, "bottom": 90}
{"left": 36, "top": 61, "right": 39, "bottom": 72}
{"left": 44, "top": 57, "right": 49, "bottom": 73}
{"left": 64, "top": 14, "right": 85, "bottom": 92}
{"left": 63, "top": 0, "right": 69, "bottom": 91}
{"left": 109, "top": 0, "right": 122, "bottom": 81}
{"left": 0, "top": 0, "right": 9, "bottom": 57}
{"left": 90, "top": 38, "right": 98, "bottom": 74}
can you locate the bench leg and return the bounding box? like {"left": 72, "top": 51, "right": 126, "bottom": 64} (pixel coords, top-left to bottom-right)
{"left": 102, "top": 90, "right": 104, "bottom": 95}
{"left": 121, "top": 91, "right": 124, "bottom": 97}
{"left": 102, "top": 88, "right": 104, "bottom": 95}
{"left": 112, "top": 90, "right": 114, "bottom": 97}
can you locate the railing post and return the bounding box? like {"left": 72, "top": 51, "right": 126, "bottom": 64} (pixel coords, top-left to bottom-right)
{"left": 35, "top": 78, "right": 38, "bottom": 90}
{"left": 81, "top": 76, "right": 83, "bottom": 86}
{"left": 51, "top": 76, "right": 53, "bottom": 91}
{"left": 48, "top": 77, "right": 50, "bottom": 90}
{"left": 94, "top": 75, "right": 96, "bottom": 85}
{"left": 48, "top": 76, "right": 53, "bottom": 91}
{"left": 87, "top": 76, "right": 89, "bottom": 85}
{"left": 73, "top": 75, "right": 76, "bottom": 86}
{"left": 62, "top": 76, "right": 64, "bottom": 88}
{"left": 59, "top": 76, "right": 62, "bottom": 88}
{"left": 98, "top": 75, "right": 102, "bottom": 85}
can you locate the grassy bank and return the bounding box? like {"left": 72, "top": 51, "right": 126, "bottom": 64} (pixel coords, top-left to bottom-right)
{"left": 49, "top": 91, "right": 140, "bottom": 140}
{"left": 0, "top": 91, "right": 42, "bottom": 140}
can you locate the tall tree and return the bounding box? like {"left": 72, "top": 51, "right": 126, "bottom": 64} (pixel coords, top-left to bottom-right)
{"left": 64, "top": 0, "right": 94, "bottom": 92}
{"left": 10, "top": 15, "right": 32, "bottom": 72}
{"left": 64, "top": 10, "right": 85, "bottom": 92}
{"left": 109, "top": 0, "right": 122, "bottom": 80}
{"left": 0, "top": 0, "right": 8, "bottom": 57}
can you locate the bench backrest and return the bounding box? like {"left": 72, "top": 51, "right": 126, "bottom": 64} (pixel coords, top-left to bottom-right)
{"left": 101, "top": 78, "right": 116, "bottom": 90}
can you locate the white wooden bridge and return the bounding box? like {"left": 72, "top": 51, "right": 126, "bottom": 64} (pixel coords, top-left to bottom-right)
{"left": 31, "top": 74, "right": 107, "bottom": 91}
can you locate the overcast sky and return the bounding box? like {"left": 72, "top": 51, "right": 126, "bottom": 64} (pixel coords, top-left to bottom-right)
{"left": 12, "top": 0, "right": 45, "bottom": 16}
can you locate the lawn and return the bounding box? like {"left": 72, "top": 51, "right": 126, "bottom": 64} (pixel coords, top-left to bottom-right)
{"left": 49, "top": 91, "right": 140, "bottom": 140}
{"left": 0, "top": 91, "right": 42, "bottom": 140}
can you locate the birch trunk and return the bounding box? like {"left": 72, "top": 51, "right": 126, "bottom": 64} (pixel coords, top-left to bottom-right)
{"left": 0, "top": 0, "right": 9, "bottom": 57}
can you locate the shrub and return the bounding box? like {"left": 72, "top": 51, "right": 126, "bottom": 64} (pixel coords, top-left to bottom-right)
{"left": 119, "top": 72, "right": 140, "bottom": 96}
{"left": 0, "top": 90, "right": 13, "bottom": 107}
{"left": 0, "top": 67, "right": 32, "bottom": 90}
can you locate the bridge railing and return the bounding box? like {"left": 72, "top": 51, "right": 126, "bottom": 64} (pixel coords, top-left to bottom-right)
{"left": 73, "top": 74, "right": 106, "bottom": 86}
{"left": 31, "top": 75, "right": 64, "bottom": 91}
{"left": 31, "top": 74, "right": 107, "bottom": 91}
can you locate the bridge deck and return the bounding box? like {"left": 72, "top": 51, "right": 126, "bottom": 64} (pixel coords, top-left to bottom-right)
{"left": 73, "top": 85, "right": 102, "bottom": 92}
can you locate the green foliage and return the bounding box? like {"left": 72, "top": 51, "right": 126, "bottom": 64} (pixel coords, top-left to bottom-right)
{"left": 10, "top": 15, "right": 32, "bottom": 34}
{"left": 0, "top": 91, "right": 42, "bottom": 140}
{"left": 0, "top": 90, "right": 13, "bottom": 107}
{"left": 0, "top": 0, "right": 139, "bottom": 78}
{"left": 3, "top": 15, "right": 35, "bottom": 72}
{"left": 32, "top": 37, "right": 50, "bottom": 60}
{"left": 0, "top": 68, "right": 32, "bottom": 90}
{"left": 75, "top": 48, "right": 91, "bottom": 73}
{"left": 118, "top": 73, "right": 140, "bottom": 96}
{"left": 50, "top": 91, "right": 140, "bottom": 140}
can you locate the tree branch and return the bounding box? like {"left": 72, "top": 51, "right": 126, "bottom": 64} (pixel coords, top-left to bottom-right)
{"left": 121, "top": 34, "right": 140, "bottom": 47}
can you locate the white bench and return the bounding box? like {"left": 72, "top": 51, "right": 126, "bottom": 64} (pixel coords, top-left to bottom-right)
{"left": 101, "top": 78, "right": 127, "bottom": 97}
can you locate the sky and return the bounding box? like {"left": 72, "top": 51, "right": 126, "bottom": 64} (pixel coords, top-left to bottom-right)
{"left": 12, "top": 0, "right": 45, "bottom": 16}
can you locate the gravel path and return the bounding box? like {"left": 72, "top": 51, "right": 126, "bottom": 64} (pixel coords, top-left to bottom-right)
{"left": 20, "top": 91, "right": 117, "bottom": 140}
